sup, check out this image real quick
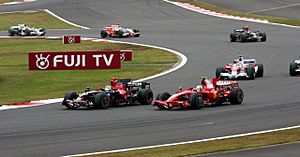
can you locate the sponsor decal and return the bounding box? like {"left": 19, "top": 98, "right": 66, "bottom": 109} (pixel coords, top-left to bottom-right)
{"left": 28, "top": 51, "right": 121, "bottom": 70}
{"left": 63, "top": 35, "right": 81, "bottom": 44}
{"left": 120, "top": 50, "right": 132, "bottom": 61}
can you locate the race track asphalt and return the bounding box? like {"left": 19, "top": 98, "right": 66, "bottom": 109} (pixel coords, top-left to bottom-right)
{"left": 0, "top": 0, "right": 300, "bottom": 157}
{"left": 201, "top": 0, "right": 300, "bottom": 19}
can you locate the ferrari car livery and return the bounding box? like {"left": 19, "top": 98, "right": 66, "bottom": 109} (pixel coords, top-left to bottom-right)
{"left": 8, "top": 24, "right": 46, "bottom": 36}
{"left": 216, "top": 57, "right": 264, "bottom": 80}
{"left": 62, "top": 78, "right": 153, "bottom": 109}
{"left": 153, "top": 78, "right": 244, "bottom": 110}
{"left": 100, "top": 24, "right": 140, "bottom": 38}
{"left": 290, "top": 60, "right": 300, "bottom": 76}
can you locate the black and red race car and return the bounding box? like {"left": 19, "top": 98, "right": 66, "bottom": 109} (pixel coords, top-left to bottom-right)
{"left": 100, "top": 24, "right": 140, "bottom": 38}
{"left": 230, "top": 26, "right": 266, "bottom": 42}
{"left": 153, "top": 78, "right": 244, "bottom": 110}
{"left": 62, "top": 78, "right": 153, "bottom": 109}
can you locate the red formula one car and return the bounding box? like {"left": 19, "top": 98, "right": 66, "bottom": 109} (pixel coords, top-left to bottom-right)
{"left": 62, "top": 78, "right": 153, "bottom": 109}
{"left": 100, "top": 24, "right": 140, "bottom": 38}
{"left": 153, "top": 78, "right": 244, "bottom": 110}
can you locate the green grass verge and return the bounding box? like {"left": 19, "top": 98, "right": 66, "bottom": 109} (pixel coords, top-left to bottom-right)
{"left": 173, "top": 0, "right": 300, "bottom": 26}
{"left": 0, "top": 10, "right": 78, "bottom": 31}
{"left": 83, "top": 127, "right": 300, "bottom": 157}
{"left": 0, "top": 39, "right": 178, "bottom": 104}
{"left": 0, "top": 0, "right": 14, "bottom": 3}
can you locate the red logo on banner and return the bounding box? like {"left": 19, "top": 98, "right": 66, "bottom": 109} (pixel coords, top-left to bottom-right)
{"left": 63, "top": 35, "right": 81, "bottom": 44}
{"left": 28, "top": 51, "right": 121, "bottom": 70}
{"left": 120, "top": 50, "right": 132, "bottom": 61}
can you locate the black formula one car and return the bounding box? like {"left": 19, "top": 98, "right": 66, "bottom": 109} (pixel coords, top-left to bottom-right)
{"left": 230, "top": 26, "right": 266, "bottom": 42}
{"left": 290, "top": 59, "right": 300, "bottom": 76}
{"left": 62, "top": 78, "right": 153, "bottom": 109}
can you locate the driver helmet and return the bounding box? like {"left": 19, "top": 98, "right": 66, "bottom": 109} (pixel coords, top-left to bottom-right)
{"left": 196, "top": 85, "right": 203, "bottom": 91}
{"left": 85, "top": 87, "right": 91, "bottom": 92}
{"left": 110, "top": 77, "right": 118, "bottom": 86}
{"left": 201, "top": 76, "right": 208, "bottom": 86}
{"left": 238, "top": 55, "right": 244, "bottom": 62}
{"left": 104, "top": 85, "right": 111, "bottom": 91}
{"left": 242, "top": 25, "right": 249, "bottom": 31}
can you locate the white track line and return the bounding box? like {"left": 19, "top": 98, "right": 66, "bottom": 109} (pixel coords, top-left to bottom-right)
{"left": 64, "top": 125, "right": 300, "bottom": 157}
{"left": 64, "top": 1, "right": 300, "bottom": 156}
{"left": 0, "top": 0, "right": 36, "bottom": 6}
{"left": 44, "top": 9, "right": 90, "bottom": 29}
{"left": 163, "top": 0, "right": 300, "bottom": 29}
{"left": 0, "top": 36, "right": 187, "bottom": 110}
{"left": 248, "top": 3, "right": 300, "bottom": 14}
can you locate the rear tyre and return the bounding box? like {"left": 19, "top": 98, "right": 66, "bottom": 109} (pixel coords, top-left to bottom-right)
{"left": 256, "top": 64, "right": 264, "bottom": 77}
{"left": 247, "top": 66, "right": 255, "bottom": 80}
{"left": 260, "top": 32, "right": 267, "bottom": 42}
{"left": 230, "top": 88, "right": 244, "bottom": 104}
{"left": 230, "top": 33, "right": 236, "bottom": 42}
{"left": 189, "top": 93, "right": 203, "bottom": 109}
{"left": 216, "top": 67, "right": 225, "bottom": 78}
{"left": 138, "top": 89, "right": 153, "bottom": 105}
{"left": 63, "top": 92, "right": 79, "bottom": 109}
{"left": 290, "top": 62, "right": 297, "bottom": 76}
{"left": 94, "top": 93, "right": 110, "bottom": 109}
{"left": 100, "top": 29, "right": 108, "bottom": 38}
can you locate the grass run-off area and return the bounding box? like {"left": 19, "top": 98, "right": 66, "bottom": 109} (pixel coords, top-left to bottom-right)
{"left": 0, "top": 39, "right": 178, "bottom": 104}
{"left": 173, "top": 0, "right": 300, "bottom": 26}
{"left": 84, "top": 127, "right": 300, "bottom": 157}
{"left": 0, "top": 10, "right": 78, "bottom": 31}
{"left": 0, "top": 0, "right": 14, "bottom": 3}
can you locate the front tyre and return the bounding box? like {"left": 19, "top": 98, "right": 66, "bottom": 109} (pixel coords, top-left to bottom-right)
{"left": 260, "top": 32, "right": 267, "bottom": 42}
{"left": 247, "top": 66, "right": 255, "bottom": 80}
{"left": 230, "top": 33, "right": 237, "bottom": 42}
{"left": 101, "top": 29, "right": 108, "bottom": 38}
{"left": 216, "top": 67, "right": 225, "bottom": 78}
{"left": 63, "top": 92, "right": 79, "bottom": 109}
{"left": 189, "top": 93, "right": 203, "bottom": 109}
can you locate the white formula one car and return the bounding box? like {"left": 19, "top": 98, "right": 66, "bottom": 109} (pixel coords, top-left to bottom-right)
{"left": 290, "top": 60, "right": 300, "bottom": 76}
{"left": 216, "top": 56, "right": 264, "bottom": 80}
{"left": 8, "top": 24, "right": 46, "bottom": 36}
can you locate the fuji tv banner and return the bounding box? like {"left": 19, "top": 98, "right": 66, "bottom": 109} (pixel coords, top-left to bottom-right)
{"left": 28, "top": 51, "right": 133, "bottom": 70}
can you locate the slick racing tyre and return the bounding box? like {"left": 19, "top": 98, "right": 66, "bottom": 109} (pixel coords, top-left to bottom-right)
{"left": 8, "top": 29, "right": 15, "bottom": 36}
{"left": 100, "top": 29, "right": 108, "bottom": 38}
{"left": 63, "top": 92, "right": 79, "bottom": 109}
{"left": 240, "top": 33, "right": 247, "bottom": 43}
{"left": 189, "top": 93, "right": 203, "bottom": 109}
{"left": 247, "top": 66, "right": 255, "bottom": 80}
{"left": 230, "top": 33, "right": 237, "bottom": 42}
{"left": 289, "top": 62, "right": 297, "bottom": 76}
{"left": 230, "top": 88, "right": 244, "bottom": 104}
{"left": 256, "top": 64, "right": 264, "bottom": 77}
{"left": 138, "top": 89, "right": 153, "bottom": 105}
{"left": 260, "top": 32, "right": 267, "bottom": 42}
{"left": 159, "top": 92, "right": 171, "bottom": 101}
{"left": 155, "top": 93, "right": 167, "bottom": 110}
{"left": 94, "top": 93, "right": 110, "bottom": 109}
{"left": 216, "top": 67, "right": 225, "bottom": 78}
